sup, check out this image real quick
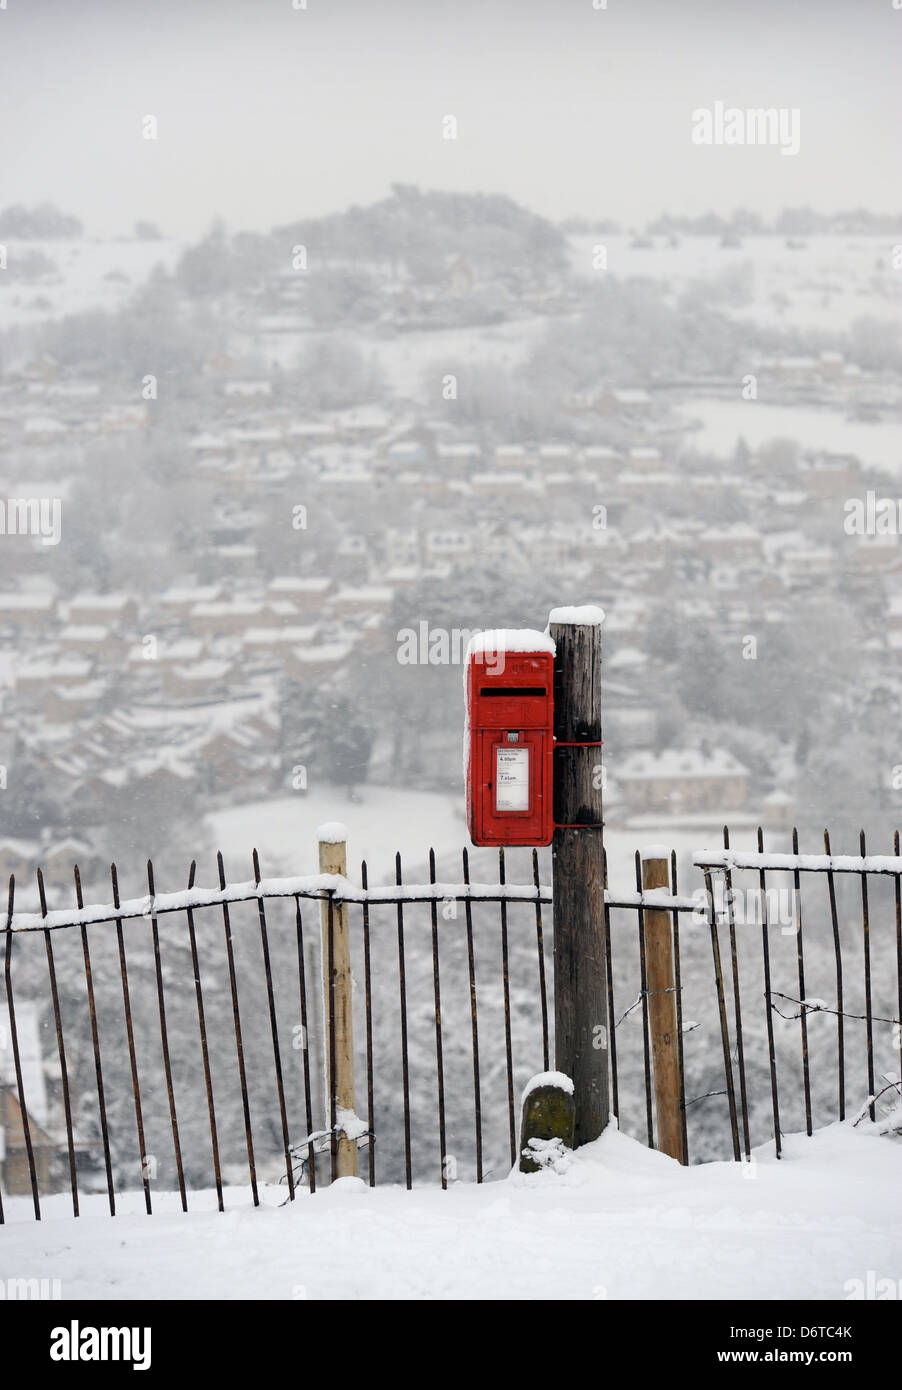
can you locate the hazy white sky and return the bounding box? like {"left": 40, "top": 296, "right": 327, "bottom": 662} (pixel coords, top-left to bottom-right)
{"left": 1, "top": 0, "right": 898, "bottom": 237}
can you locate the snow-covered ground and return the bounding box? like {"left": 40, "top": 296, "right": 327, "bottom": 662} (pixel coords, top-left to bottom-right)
{"left": 1, "top": 1122, "right": 898, "bottom": 1300}
{"left": 678, "top": 398, "right": 902, "bottom": 474}
{"left": 205, "top": 785, "right": 468, "bottom": 881}
{"left": 367, "top": 316, "right": 553, "bottom": 399}
{"left": 252, "top": 316, "right": 554, "bottom": 397}
{"left": 0, "top": 238, "right": 185, "bottom": 325}
{"left": 204, "top": 783, "right": 763, "bottom": 893}
{"left": 568, "top": 235, "right": 898, "bottom": 333}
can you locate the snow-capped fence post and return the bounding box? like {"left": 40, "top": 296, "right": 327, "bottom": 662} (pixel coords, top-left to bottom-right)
{"left": 548, "top": 606, "right": 610, "bottom": 1147}
{"left": 318, "top": 824, "right": 358, "bottom": 1179}
{"left": 641, "top": 849, "right": 686, "bottom": 1163}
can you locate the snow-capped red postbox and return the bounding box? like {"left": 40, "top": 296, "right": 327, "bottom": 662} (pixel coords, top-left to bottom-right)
{"left": 465, "top": 630, "right": 555, "bottom": 847}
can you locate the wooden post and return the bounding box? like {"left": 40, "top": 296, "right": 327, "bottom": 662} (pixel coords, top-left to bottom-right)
{"left": 318, "top": 825, "right": 358, "bottom": 1179}
{"left": 642, "top": 848, "right": 685, "bottom": 1163}
{"left": 549, "top": 608, "right": 609, "bottom": 1147}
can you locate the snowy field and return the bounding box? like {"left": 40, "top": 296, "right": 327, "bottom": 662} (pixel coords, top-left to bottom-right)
{"left": 204, "top": 784, "right": 757, "bottom": 893}
{"left": 1, "top": 1122, "right": 898, "bottom": 1300}
{"left": 568, "top": 234, "right": 898, "bottom": 333}
{"left": 251, "top": 315, "right": 555, "bottom": 397}
{"left": 678, "top": 398, "right": 902, "bottom": 474}
{"left": 366, "top": 315, "right": 554, "bottom": 398}
{"left": 205, "top": 784, "right": 469, "bottom": 882}
{"left": 0, "top": 237, "right": 185, "bottom": 325}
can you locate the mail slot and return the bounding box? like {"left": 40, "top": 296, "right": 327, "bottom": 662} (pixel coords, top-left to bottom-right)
{"left": 465, "top": 631, "right": 555, "bottom": 846}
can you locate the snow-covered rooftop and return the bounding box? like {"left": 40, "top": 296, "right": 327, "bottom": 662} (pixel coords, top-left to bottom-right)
{"left": 619, "top": 748, "right": 750, "bottom": 780}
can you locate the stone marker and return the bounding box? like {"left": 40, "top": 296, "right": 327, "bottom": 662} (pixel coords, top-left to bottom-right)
{"left": 519, "top": 1071, "right": 576, "bottom": 1173}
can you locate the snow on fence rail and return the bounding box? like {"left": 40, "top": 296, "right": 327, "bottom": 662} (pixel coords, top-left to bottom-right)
{"left": 5, "top": 876, "right": 702, "bottom": 934}
{"left": 695, "top": 849, "right": 902, "bottom": 876}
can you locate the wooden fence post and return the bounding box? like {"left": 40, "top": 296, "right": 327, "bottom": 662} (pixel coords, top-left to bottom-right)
{"left": 641, "top": 848, "right": 685, "bottom": 1163}
{"left": 549, "top": 607, "right": 609, "bottom": 1147}
{"left": 318, "top": 824, "right": 358, "bottom": 1179}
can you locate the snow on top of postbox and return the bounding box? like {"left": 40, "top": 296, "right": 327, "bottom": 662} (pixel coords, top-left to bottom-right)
{"left": 317, "top": 821, "right": 348, "bottom": 844}
{"left": 547, "top": 604, "right": 606, "bottom": 627}
{"left": 462, "top": 629, "right": 554, "bottom": 786}
{"left": 465, "top": 628, "right": 556, "bottom": 659}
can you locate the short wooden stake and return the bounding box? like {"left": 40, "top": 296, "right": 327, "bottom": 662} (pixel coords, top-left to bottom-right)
{"left": 318, "top": 828, "right": 358, "bottom": 1179}
{"left": 642, "top": 849, "right": 685, "bottom": 1163}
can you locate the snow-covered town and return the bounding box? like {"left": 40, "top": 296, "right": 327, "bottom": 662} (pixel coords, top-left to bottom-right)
{"left": 2, "top": 207, "right": 901, "bottom": 898}
{"left": 0, "top": 0, "right": 899, "bottom": 1350}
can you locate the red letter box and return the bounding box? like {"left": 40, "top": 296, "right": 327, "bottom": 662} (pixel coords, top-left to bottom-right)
{"left": 465, "top": 631, "right": 555, "bottom": 847}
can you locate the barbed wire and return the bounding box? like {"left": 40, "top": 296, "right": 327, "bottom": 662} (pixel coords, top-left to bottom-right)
{"left": 852, "top": 1080, "right": 902, "bottom": 1127}
{"left": 683, "top": 1088, "right": 728, "bottom": 1110}
{"left": 614, "top": 985, "right": 681, "bottom": 1029}
{"left": 277, "top": 1125, "right": 375, "bottom": 1200}
{"left": 768, "top": 991, "right": 901, "bottom": 1027}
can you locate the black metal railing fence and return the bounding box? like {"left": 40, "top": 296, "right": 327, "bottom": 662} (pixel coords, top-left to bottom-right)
{"left": 1, "top": 825, "right": 900, "bottom": 1221}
